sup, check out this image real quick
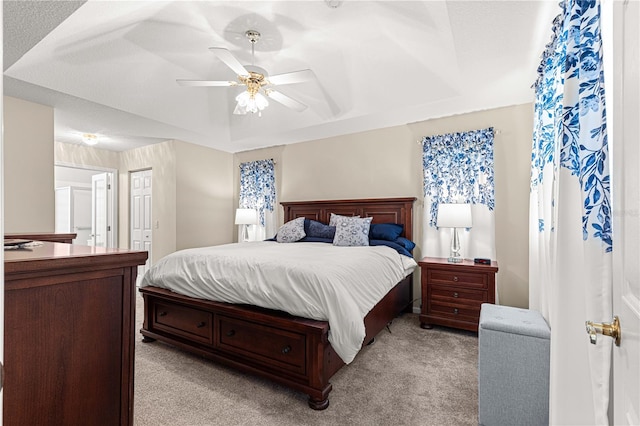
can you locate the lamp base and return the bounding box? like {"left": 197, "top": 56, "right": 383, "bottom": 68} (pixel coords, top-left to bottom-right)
{"left": 447, "top": 256, "right": 463, "bottom": 263}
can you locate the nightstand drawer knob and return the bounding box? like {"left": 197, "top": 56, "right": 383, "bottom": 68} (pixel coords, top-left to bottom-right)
{"left": 453, "top": 292, "right": 459, "bottom": 298}
{"left": 453, "top": 276, "right": 459, "bottom": 282}
{"left": 453, "top": 308, "right": 459, "bottom": 315}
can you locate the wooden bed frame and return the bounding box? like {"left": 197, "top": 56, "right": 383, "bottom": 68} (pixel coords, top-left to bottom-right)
{"left": 139, "top": 197, "right": 416, "bottom": 410}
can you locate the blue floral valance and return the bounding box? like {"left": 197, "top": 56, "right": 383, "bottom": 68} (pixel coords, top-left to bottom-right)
{"left": 239, "top": 159, "right": 275, "bottom": 227}
{"left": 422, "top": 128, "right": 495, "bottom": 227}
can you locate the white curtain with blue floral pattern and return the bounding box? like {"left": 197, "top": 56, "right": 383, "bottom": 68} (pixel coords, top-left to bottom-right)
{"left": 530, "top": 0, "right": 612, "bottom": 423}
{"left": 239, "top": 159, "right": 277, "bottom": 241}
{"left": 421, "top": 128, "right": 496, "bottom": 267}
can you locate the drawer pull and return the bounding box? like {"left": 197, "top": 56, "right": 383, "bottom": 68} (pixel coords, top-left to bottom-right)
{"left": 453, "top": 292, "right": 459, "bottom": 298}
{"left": 196, "top": 322, "right": 206, "bottom": 328}
{"left": 281, "top": 345, "right": 292, "bottom": 354}
{"left": 226, "top": 329, "right": 235, "bottom": 337}
{"left": 453, "top": 276, "right": 459, "bottom": 282}
{"left": 159, "top": 311, "right": 167, "bottom": 317}
{"left": 453, "top": 308, "right": 459, "bottom": 315}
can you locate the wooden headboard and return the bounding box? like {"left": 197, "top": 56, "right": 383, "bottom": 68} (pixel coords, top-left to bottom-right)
{"left": 281, "top": 197, "right": 416, "bottom": 241}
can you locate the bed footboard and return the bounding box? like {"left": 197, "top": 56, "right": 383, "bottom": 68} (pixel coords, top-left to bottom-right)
{"left": 139, "top": 286, "right": 341, "bottom": 409}
{"left": 139, "top": 275, "right": 411, "bottom": 409}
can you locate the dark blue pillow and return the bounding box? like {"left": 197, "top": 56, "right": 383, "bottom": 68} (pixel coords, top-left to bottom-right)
{"left": 394, "top": 237, "right": 416, "bottom": 251}
{"left": 306, "top": 219, "right": 336, "bottom": 239}
{"left": 369, "top": 223, "right": 403, "bottom": 241}
{"left": 298, "top": 236, "right": 334, "bottom": 244}
{"left": 369, "top": 239, "right": 413, "bottom": 257}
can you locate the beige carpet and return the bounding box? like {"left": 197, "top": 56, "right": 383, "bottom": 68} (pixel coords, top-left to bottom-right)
{"left": 134, "top": 293, "right": 479, "bottom": 426}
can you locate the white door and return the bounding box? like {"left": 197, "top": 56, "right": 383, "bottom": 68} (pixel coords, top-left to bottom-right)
{"left": 612, "top": 0, "right": 640, "bottom": 424}
{"left": 91, "top": 173, "right": 109, "bottom": 247}
{"left": 130, "top": 170, "right": 152, "bottom": 281}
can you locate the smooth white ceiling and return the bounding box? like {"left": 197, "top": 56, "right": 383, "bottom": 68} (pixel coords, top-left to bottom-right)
{"left": 3, "top": 1, "right": 559, "bottom": 153}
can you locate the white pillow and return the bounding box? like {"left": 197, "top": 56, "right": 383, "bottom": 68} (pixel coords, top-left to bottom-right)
{"left": 276, "top": 217, "right": 306, "bottom": 243}
{"left": 328, "top": 212, "right": 360, "bottom": 227}
{"left": 332, "top": 216, "right": 373, "bottom": 247}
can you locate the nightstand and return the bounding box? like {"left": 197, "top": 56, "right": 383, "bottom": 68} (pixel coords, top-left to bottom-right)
{"left": 418, "top": 257, "right": 498, "bottom": 332}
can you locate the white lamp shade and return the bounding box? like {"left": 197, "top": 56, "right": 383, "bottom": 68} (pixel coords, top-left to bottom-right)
{"left": 436, "top": 203, "right": 472, "bottom": 228}
{"left": 235, "top": 208, "right": 258, "bottom": 225}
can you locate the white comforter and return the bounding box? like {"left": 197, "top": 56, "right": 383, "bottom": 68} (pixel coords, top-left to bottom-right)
{"left": 140, "top": 241, "right": 417, "bottom": 364}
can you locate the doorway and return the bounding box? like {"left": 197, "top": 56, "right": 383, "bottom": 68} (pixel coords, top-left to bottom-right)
{"left": 54, "top": 164, "right": 118, "bottom": 247}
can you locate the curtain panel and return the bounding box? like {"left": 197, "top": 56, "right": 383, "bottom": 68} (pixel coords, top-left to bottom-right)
{"left": 239, "top": 159, "right": 277, "bottom": 241}
{"left": 421, "top": 128, "right": 496, "bottom": 264}
{"left": 529, "top": 0, "right": 612, "bottom": 423}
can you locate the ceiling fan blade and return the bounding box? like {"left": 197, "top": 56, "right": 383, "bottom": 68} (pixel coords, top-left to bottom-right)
{"left": 266, "top": 90, "right": 308, "bottom": 112}
{"left": 209, "top": 47, "right": 249, "bottom": 76}
{"left": 176, "top": 80, "right": 237, "bottom": 87}
{"left": 267, "top": 69, "right": 315, "bottom": 85}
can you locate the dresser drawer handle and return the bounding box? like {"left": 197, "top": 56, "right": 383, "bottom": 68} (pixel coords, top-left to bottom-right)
{"left": 159, "top": 311, "right": 167, "bottom": 317}
{"left": 453, "top": 276, "right": 459, "bottom": 282}
{"left": 453, "top": 308, "right": 459, "bottom": 315}
{"left": 226, "top": 329, "right": 235, "bottom": 337}
{"left": 453, "top": 292, "right": 459, "bottom": 298}
{"left": 196, "top": 322, "right": 206, "bottom": 328}
{"left": 281, "top": 345, "right": 292, "bottom": 354}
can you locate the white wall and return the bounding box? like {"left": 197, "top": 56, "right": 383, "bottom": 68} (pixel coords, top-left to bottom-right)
{"left": 3, "top": 96, "right": 55, "bottom": 233}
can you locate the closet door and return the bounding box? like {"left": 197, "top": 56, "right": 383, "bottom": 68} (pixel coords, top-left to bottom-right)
{"left": 130, "top": 169, "right": 152, "bottom": 281}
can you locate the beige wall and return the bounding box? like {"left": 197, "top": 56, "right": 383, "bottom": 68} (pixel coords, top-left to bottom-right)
{"left": 3, "top": 96, "right": 55, "bottom": 233}
{"left": 175, "top": 140, "right": 234, "bottom": 250}
{"left": 234, "top": 103, "right": 533, "bottom": 308}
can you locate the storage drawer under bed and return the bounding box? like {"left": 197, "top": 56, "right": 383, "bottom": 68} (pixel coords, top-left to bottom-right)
{"left": 216, "top": 315, "right": 307, "bottom": 375}
{"left": 150, "top": 300, "right": 214, "bottom": 346}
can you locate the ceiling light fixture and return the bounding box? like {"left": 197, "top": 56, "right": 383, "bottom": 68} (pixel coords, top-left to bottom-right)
{"left": 82, "top": 133, "right": 99, "bottom": 146}
{"left": 233, "top": 30, "right": 269, "bottom": 117}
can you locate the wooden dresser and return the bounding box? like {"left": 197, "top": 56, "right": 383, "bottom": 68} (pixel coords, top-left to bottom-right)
{"left": 418, "top": 257, "right": 498, "bottom": 332}
{"left": 3, "top": 242, "right": 147, "bottom": 426}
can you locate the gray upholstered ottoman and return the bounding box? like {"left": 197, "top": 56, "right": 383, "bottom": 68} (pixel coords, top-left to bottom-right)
{"left": 478, "top": 303, "right": 550, "bottom": 426}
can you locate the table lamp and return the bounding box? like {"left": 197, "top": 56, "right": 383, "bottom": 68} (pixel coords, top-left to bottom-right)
{"left": 235, "top": 208, "right": 258, "bottom": 242}
{"left": 436, "top": 203, "right": 472, "bottom": 263}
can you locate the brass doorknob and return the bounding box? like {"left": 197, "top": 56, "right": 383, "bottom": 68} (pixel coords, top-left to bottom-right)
{"left": 585, "top": 316, "right": 621, "bottom": 346}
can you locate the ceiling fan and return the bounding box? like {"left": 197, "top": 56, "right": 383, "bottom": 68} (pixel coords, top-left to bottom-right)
{"left": 177, "top": 30, "right": 313, "bottom": 116}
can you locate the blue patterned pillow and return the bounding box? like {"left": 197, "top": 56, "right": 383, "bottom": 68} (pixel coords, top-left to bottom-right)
{"left": 328, "top": 213, "right": 360, "bottom": 227}
{"left": 332, "top": 216, "right": 373, "bottom": 247}
{"left": 276, "top": 217, "right": 306, "bottom": 243}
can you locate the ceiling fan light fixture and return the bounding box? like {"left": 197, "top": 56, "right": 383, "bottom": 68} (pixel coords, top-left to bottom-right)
{"left": 82, "top": 133, "right": 99, "bottom": 146}
{"left": 234, "top": 91, "right": 268, "bottom": 116}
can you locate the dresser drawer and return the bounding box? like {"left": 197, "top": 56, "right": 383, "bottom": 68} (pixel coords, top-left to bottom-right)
{"left": 217, "top": 315, "right": 306, "bottom": 375}
{"left": 428, "top": 269, "right": 488, "bottom": 289}
{"left": 152, "top": 301, "right": 213, "bottom": 345}
{"left": 430, "top": 285, "right": 487, "bottom": 303}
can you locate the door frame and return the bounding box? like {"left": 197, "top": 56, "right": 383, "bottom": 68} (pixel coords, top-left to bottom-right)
{"left": 55, "top": 162, "right": 118, "bottom": 248}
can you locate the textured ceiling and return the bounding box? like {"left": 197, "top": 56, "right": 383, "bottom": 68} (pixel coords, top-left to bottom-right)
{"left": 3, "top": 1, "right": 559, "bottom": 153}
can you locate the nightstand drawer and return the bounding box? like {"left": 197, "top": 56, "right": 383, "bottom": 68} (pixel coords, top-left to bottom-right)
{"left": 430, "top": 285, "right": 487, "bottom": 303}
{"left": 429, "top": 300, "right": 481, "bottom": 322}
{"left": 428, "top": 270, "right": 488, "bottom": 289}
{"left": 419, "top": 257, "right": 498, "bottom": 332}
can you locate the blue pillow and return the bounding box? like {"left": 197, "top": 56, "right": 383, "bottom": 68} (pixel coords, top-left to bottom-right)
{"left": 369, "top": 223, "right": 403, "bottom": 241}
{"left": 369, "top": 239, "right": 413, "bottom": 257}
{"left": 394, "top": 237, "right": 416, "bottom": 251}
{"left": 298, "top": 236, "right": 334, "bottom": 243}
{"left": 306, "top": 220, "right": 336, "bottom": 239}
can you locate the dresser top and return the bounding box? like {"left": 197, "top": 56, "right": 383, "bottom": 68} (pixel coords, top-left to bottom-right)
{"left": 4, "top": 242, "right": 148, "bottom": 275}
